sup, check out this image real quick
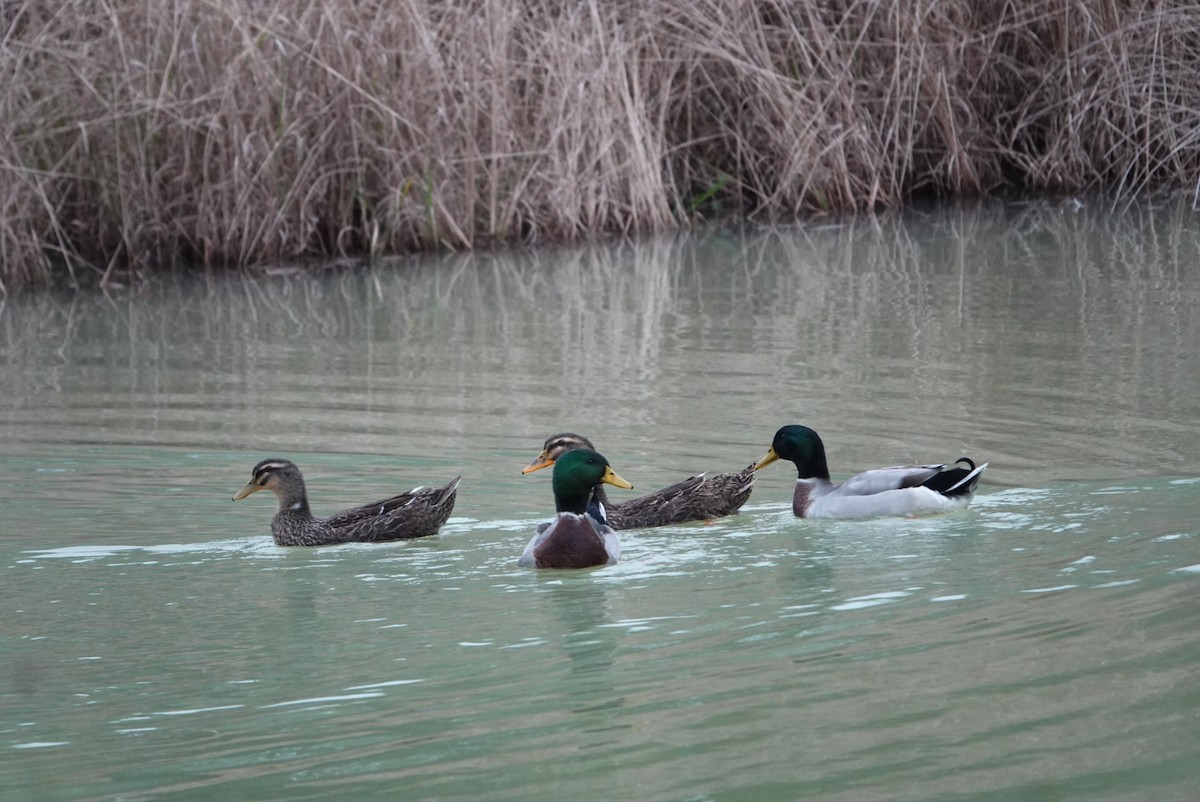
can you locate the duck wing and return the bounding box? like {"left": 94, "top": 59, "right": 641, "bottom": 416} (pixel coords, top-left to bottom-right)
{"left": 323, "top": 476, "right": 461, "bottom": 542}
{"left": 834, "top": 464, "right": 947, "bottom": 497}
{"left": 607, "top": 464, "right": 755, "bottom": 529}
{"left": 808, "top": 460, "right": 987, "bottom": 519}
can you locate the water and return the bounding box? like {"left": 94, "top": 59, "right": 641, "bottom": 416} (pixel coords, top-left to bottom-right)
{"left": 3, "top": 198, "right": 1199, "bottom": 800}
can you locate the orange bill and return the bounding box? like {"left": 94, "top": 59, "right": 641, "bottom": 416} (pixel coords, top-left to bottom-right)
{"left": 521, "top": 451, "right": 555, "bottom": 475}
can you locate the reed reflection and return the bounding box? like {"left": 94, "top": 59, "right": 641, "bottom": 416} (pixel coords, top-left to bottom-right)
{"left": 1, "top": 199, "right": 1198, "bottom": 487}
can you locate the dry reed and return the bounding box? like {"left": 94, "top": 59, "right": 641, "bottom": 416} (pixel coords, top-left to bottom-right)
{"left": 3, "top": 0, "right": 1200, "bottom": 291}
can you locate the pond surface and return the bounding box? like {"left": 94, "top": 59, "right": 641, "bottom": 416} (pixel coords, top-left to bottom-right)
{"left": 3, "top": 198, "right": 1199, "bottom": 801}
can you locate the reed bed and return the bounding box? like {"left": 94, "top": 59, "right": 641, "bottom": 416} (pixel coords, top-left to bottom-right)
{"left": 3, "top": 0, "right": 1200, "bottom": 291}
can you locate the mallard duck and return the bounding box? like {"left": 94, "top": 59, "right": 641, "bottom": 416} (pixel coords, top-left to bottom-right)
{"left": 521, "top": 432, "right": 754, "bottom": 529}
{"left": 232, "top": 458, "right": 461, "bottom": 546}
{"left": 519, "top": 448, "right": 633, "bottom": 569}
{"left": 755, "top": 425, "right": 987, "bottom": 519}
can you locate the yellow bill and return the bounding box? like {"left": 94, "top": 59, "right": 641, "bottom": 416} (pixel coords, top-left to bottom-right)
{"left": 754, "top": 447, "right": 780, "bottom": 471}
{"left": 602, "top": 466, "right": 634, "bottom": 490}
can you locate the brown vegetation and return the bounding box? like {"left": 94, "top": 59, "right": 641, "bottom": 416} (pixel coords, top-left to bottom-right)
{"left": 3, "top": 0, "right": 1200, "bottom": 291}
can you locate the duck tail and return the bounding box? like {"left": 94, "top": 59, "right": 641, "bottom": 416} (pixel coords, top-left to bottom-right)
{"left": 922, "top": 459, "right": 987, "bottom": 498}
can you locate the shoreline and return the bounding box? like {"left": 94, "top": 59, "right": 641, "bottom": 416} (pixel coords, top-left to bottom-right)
{"left": 4, "top": 0, "right": 1199, "bottom": 292}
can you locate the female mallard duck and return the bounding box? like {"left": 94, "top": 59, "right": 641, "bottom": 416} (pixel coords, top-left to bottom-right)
{"left": 521, "top": 432, "right": 754, "bottom": 529}
{"left": 755, "top": 425, "right": 987, "bottom": 519}
{"left": 232, "top": 458, "right": 461, "bottom": 546}
{"left": 518, "top": 448, "right": 633, "bottom": 569}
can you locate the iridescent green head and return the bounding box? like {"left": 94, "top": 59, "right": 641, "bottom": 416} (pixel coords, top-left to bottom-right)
{"left": 754, "top": 425, "right": 831, "bottom": 480}
{"left": 552, "top": 449, "right": 633, "bottom": 514}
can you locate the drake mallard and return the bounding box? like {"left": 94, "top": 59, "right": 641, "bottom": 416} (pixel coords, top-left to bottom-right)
{"left": 232, "top": 458, "right": 461, "bottom": 546}
{"left": 755, "top": 425, "right": 987, "bottom": 519}
{"left": 521, "top": 432, "right": 754, "bottom": 529}
{"left": 518, "top": 448, "right": 633, "bottom": 569}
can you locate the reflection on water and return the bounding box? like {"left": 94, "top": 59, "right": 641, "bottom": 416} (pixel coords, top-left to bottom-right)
{"left": 3, "top": 197, "right": 1199, "bottom": 495}
{"left": 2, "top": 198, "right": 1200, "bottom": 801}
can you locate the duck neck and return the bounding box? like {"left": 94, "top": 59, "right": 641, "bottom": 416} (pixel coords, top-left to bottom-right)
{"left": 273, "top": 483, "right": 314, "bottom": 520}
{"left": 585, "top": 484, "right": 611, "bottom": 526}
{"left": 553, "top": 481, "right": 592, "bottom": 515}
{"left": 590, "top": 483, "right": 611, "bottom": 509}
{"left": 794, "top": 451, "right": 831, "bottom": 481}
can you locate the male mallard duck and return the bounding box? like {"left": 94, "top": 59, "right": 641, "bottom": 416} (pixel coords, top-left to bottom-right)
{"left": 755, "top": 425, "right": 987, "bottom": 519}
{"left": 518, "top": 448, "right": 633, "bottom": 569}
{"left": 232, "top": 458, "right": 461, "bottom": 546}
{"left": 522, "top": 432, "right": 754, "bottom": 529}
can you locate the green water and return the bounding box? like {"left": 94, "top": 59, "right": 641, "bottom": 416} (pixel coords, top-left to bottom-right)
{"left": 3, "top": 199, "right": 1199, "bottom": 800}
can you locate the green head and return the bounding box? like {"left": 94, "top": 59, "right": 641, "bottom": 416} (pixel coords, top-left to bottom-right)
{"left": 551, "top": 448, "right": 633, "bottom": 514}
{"left": 754, "top": 425, "right": 831, "bottom": 480}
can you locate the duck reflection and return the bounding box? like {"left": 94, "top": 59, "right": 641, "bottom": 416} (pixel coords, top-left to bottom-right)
{"left": 537, "top": 577, "right": 624, "bottom": 715}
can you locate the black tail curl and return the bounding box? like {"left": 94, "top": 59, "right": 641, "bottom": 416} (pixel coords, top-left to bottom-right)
{"left": 921, "top": 458, "right": 983, "bottom": 497}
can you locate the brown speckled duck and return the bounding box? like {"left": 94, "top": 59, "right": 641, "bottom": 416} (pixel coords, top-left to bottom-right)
{"left": 232, "top": 458, "right": 460, "bottom": 546}
{"left": 518, "top": 448, "right": 633, "bottom": 569}
{"left": 522, "top": 432, "right": 754, "bottom": 529}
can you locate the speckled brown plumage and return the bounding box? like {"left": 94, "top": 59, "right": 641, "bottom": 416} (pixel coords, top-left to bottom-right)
{"left": 233, "top": 458, "right": 460, "bottom": 546}
{"left": 522, "top": 433, "right": 755, "bottom": 529}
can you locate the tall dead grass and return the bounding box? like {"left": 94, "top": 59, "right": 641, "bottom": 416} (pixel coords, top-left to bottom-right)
{"left": 3, "top": 0, "right": 1199, "bottom": 291}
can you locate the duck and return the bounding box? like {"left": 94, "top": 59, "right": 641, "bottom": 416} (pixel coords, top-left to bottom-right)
{"left": 521, "top": 432, "right": 754, "bottom": 529}
{"left": 754, "top": 425, "right": 987, "bottom": 519}
{"left": 518, "top": 448, "right": 633, "bottom": 569}
{"left": 232, "top": 458, "right": 461, "bottom": 546}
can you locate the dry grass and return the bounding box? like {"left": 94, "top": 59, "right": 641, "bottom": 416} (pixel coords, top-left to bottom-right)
{"left": 3, "top": 0, "right": 1200, "bottom": 291}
